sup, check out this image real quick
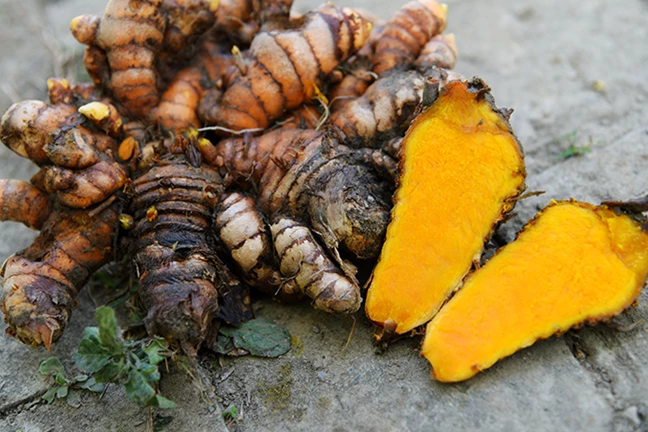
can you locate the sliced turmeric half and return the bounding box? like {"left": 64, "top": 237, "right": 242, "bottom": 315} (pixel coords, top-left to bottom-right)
{"left": 365, "top": 78, "right": 525, "bottom": 335}
{"left": 422, "top": 201, "right": 648, "bottom": 383}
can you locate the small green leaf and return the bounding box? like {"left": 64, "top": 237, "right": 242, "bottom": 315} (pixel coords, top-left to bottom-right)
{"left": 39, "top": 358, "right": 65, "bottom": 377}
{"left": 93, "top": 359, "right": 125, "bottom": 383}
{"left": 42, "top": 387, "right": 57, "bottom": 404}
{"left": 77, "top": 376, "right": 105, "bottom": 393}
{"left": 229, "top": 319, "right": 291, "bottom": 358}
{"left": 154, "top": 396, "right": 176, "bottom": 409}
{"left": 55, "top": 373, "right": 69, "bottom": 386}
{"left": 56, "top": 385, "right": 69, "bottom": 399}
{"left": 222, "top": 405, "right": 237, "bottom": 420}
{"left": 76, "top": 328, "right": 113, "bottom": 373}
{"left": 218, "top": 326, "right": 237, "bottom": 338}
{"left": 143, "top": 338, "right": 168, "bottom": 366}
{"left": 136, "top": 362, "right": 161, "bottom": 384}
{"left": 96, "top": 306, "right": 122, "bottom": 354}
{"left": 73, "top": 374, "right": 89, "bottom": 383}
{"left": 124, "top": 369, "right": 156, "bottom": 407}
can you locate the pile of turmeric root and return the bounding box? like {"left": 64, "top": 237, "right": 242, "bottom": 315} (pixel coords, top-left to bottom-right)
{"left": 2, "top": 0, "right": 648, "bottom": 384}
{"left": 0, "top": 0, "right": 456, "bottom": 355}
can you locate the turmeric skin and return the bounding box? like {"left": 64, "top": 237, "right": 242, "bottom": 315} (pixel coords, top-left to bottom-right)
{"left": 70, "top": 0, "right": 167, "bottom": 118}
{"left": 214, "top": 191, "right": 283, "bottom": 292}
{"left": 270, "top": 216, "right": 360, "bottom": 314}
{"left": 0, "top": 79, "right": 118, "bottom": 165}
{"left": 203, "top": 128, "right": 393, "bottom": 260}
{"left": 214, "top": 0, "right": 257, "bottom": 43}
{"left": 157, "top": 0, "right": 218, "bottom": 80}
{"left": 1, "top": 79, "right": 127, "bottom": 209}
{"left": 372, "top": 0, "right": 448, "bottom": 76}
{"left": 422, "top": 201, "right": 648, "bottom": 382}
{"left": 150, "top": 39, "right": 234, "bottom": 131}
{"left": 0, "top": 180, "right": 52, "bottom": 230}
{"left": 198, "top": 4, "right": 373, "bottom": 131}
{"left": 414, "top": 33, "right": 458, "bottom": 73}
{"left": 330, "top": 70, "right": 430, "bottom": 149}
{"left": 1, "top": 205, "right": 119, "bottom": 349}
{"left": 197, "top": 128, "right": 393, "bottom": 311}
{"left": 127, "top": 156, "right": 224, "bottom": 354}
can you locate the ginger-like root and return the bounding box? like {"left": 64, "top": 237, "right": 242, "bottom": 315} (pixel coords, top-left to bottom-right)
{"left": 1, "top": 205, "right": 118, "bottom": 348}
{"left": 422, "top": 201, "right": 648, "bottom": 382}
{"left": 214, "top": 191, "right": 282, "bottom": 291}
{"left": 414, "top": 33, "right": 458, "bottom": 73}
{"left": 270, "top": 216, "right": 360, "bottom": 314}
{"left": 0, "top": 180, "right": 52, "bottom": 230}
{"left": 1, "top": 80, "right": 126, "bottom": 209}
{"left": 329, "top": 59, "right": 375, "bottom": 112}
{"left": 158, "top": 0, "right": 217, "bottom": 75}
{"left": 198, "top": 4, "right": 372, "bottom": 131}
{"left": 214, "top": 0, "right": 257, "bottom": 43}
{"left": 78, "top": 101, "right": 123, "bottom": 137}
{"left": 0, "top": 78, "right": 119, "bottom": 164}
{"left": 372, "top": 0, "right": 447, "bottom": 76}
{"left": 70, "top": 0, "right": 167, "bottom": 118}
{"left": 128, "top": 156, "right": 224, "bottom": 355}
{"left": 150, "top": 39, "right": 234, "bottom": 130}
{"left": 330, "top": 70, "right": 429, "bottom": 148}
{"left": 252, "top": 0, "right": 294, "bottom": 31}
{"left": 365, "top": 78, "right": 526, "bottom": 336}
{"left": 203, "top": 128, "right": 393, "bottom": 260}
{"left": 279, "top": 104, "right": 322, "bottom": 130}
{"left": 30, "top": 159, "right": 126, "bottom": 209}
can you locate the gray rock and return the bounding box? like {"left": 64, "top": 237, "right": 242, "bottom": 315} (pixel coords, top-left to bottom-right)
{"left": 1, "top": 0, "right": 648, "bottom": 431}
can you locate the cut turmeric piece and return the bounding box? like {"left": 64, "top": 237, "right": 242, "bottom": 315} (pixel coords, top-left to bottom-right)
{"left": 365, "top": 78, "right": 525, "bottom": 335}
{"left": 422, "top": 201, "right": 648, "bottom": 382}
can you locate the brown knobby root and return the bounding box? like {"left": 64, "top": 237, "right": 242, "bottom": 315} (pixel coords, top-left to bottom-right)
{"left": 279, "top": 104, "right": 322, "bottom": 130}
{"left": 327, "top": 17, "right": 383, "bottom": 112}
{"left": 157, "top": 0, "right": 218, "bottom": 78}
{"left": 214, "top": 0, "right": 257, "bottom": 43}
{"left": 202, "top": 128, "right": 393, "bottom": 261}
{"left": 198, "top": 4, "right": 372, "bottom": 131}
{"left": 127, "top": 155, "right": 225, "bottom": 354}
{"left": 1, "top": 204, "right": 119, "bottom": 348}
{"left": 1, "top": 80, "right": 127, "bottom": 209}
{"left": 252, "top": 0, "right": 294, "bottom": 31}
{"left": 70, "top": 0, "right": 168, "bottom": 118}
{"left": 330, "top": 70, "right": 430, "bottom": 148}
{"left": 372, "top": 0, "right": 447, "bottom": 76}
{"left": 422, "top": 201, "right": 648, "bottom": 382}
{"left": 78, "top": 101, "right": 123, "bottom": 137}
{"left": 0, "top": 78, "right": 118, "bottom": 164}
{"left": 270, "top": 216, "right": 360, "bottom": 314}
{"left": 214, "top": 191, "right": 282, "bottom": 291}
{"left": 0, "top": 180, "right": 52, "bottom": 230}
{"left": 0, "top": 0, "right": 466, "bottom": 355}
{"left": 414, "top": 33, "right": 458, "bottom": 73}
{"left": 366, "top": 78, "right": 526, "bottom": 336}
{"left": 329, "top": 67, "right": 376, "bottom": 112}
{"left": 150, "top": 39, "right": 235, "bottom": 130}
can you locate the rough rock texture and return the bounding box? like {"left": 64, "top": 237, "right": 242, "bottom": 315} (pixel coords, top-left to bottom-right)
{"left": 1, "top": 0, "right": 648, "bottom": 431}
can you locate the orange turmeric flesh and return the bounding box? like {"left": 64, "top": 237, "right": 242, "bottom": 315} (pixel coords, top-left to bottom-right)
{"left": 365, "top": 79, "right": 525, "bottom": 334}
{"left": 422, "top": 201, "right": 648, "bottom": 383}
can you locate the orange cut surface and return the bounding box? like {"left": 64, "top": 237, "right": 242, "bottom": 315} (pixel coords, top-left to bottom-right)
{"left": 366, "top": 79, "right": 525, "bottom": 334}
{"left": 422, "top": 201, "right": 648, "bottom": 382}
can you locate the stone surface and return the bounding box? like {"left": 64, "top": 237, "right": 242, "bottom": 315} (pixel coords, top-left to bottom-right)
{"left": 1, "top": 0, "right": 647, "bottom": 431}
